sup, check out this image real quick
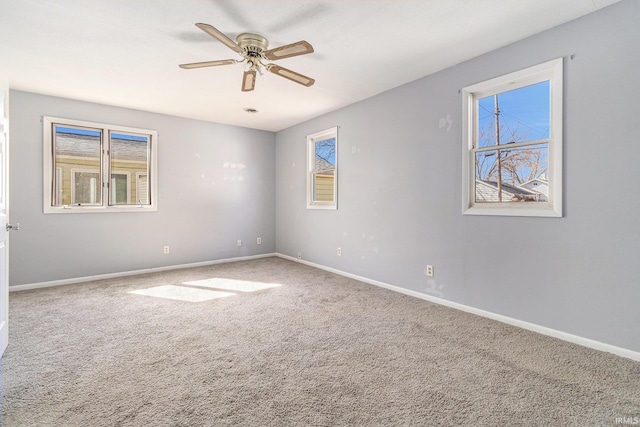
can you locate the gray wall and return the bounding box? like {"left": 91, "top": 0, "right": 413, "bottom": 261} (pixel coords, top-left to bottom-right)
{"left": 10, "top": 91, "right": 276, "bottom": 285}
{"left": 275, "top": 0, "right": 640, "bottom": 352}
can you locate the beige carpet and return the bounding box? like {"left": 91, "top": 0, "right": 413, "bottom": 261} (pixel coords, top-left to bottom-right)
{"left": 2, "top": 257, "right": 639, "bottom": 426}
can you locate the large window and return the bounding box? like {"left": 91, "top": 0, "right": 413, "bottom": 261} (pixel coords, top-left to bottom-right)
{"left": 43, "top": 116, "right": 157, "bottom": 213}
{"left": 307, "top": 127, "right": 338, "bottom": 209}
{"left": 462, "top": 58, "right": 563, "bottom": 217}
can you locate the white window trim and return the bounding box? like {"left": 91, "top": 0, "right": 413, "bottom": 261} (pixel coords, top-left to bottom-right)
{"left": 43, "top": 116, "right": 158, "bottom": 213}
{"left": 461, "top": 58, "right": 563, "bottom": 217}
{"left": 306, "top": 126, "right": 338, "bottom": 210}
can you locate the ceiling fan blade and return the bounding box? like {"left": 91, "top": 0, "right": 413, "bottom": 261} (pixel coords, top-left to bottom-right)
{"left": 264, "top": 41, "right": 314, "bottom": 60}
{"left": 266, "top": 64, "right": 315, "bottom": 87}
{"left": 241, "top": 70, "right": 256, "bottom": 92}
{"left": 179, "top": 59, "right": 238, "bottom": 69}
{"left": 195, "top": 23, "right": 244, "bottom": 55}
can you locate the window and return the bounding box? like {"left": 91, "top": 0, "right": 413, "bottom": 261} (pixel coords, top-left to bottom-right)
{"left": 43, "top": 116, "right": 157, "bottom": 213}
{"left": 462, "top": 58, "right": 563, "bottom": 217}
{"left": 307, "top": 127, "right": 338, "bottom": 209}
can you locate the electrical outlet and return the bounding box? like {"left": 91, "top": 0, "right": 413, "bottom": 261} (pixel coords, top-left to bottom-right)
{"left": 337, "top": 247, "right": 342, "bottom": 256}
{"left": 237, "top": 240, "right": 242, "bottom": 247}
{"left": 426, "top": 265, "right": 434, "bottom": 277}
{"left": 297, "top": 252, "right": 302, "bottom": 259}
{"left": 257, "top": 237, "right": 262, "bottom": 245}
{"left": 163, "top": 246, "right": 170, "bottom": 254}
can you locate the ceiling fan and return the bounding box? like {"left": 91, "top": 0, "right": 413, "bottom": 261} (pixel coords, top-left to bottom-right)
{"left": 179, "top": 23, "right": 315, "bottom": 92}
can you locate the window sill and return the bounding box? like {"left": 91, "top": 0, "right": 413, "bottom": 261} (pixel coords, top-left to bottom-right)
{"left": 44, "top": 205, "right": 157, "bottom": 214}
{"left": 307, "top": 202, "right": 337, "bottom": 210}
{"left": 463, "top": 203, "right": 561, "bottom": 218}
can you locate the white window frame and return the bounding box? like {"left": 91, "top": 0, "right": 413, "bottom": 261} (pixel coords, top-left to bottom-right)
{"left": 43, "top": 116, "right": 158, "bottom": 213}
{"left": 461, "top": 58, "right": 563, "bottom": 217}
{"left": 55, "top": 167, "right": 62, "bottom": 204}
{"left": 306, "top": 127, "right": 338, "bottom": 210}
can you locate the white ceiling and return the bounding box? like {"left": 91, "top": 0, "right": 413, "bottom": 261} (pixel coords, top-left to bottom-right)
{"left": 1, "top": 0, "right": 620, "bottom": 132}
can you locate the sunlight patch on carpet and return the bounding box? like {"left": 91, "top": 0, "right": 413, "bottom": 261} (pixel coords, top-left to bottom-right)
{"left": 182, "top": 278, "right": 281, "bottom": 293}
{"left": 129, "top": 285, "right": 235, "bottom": 302}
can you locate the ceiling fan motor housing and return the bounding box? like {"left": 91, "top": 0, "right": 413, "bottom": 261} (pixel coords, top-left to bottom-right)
{"left": 236, "top": 33, "right": 269, "bottom": 58}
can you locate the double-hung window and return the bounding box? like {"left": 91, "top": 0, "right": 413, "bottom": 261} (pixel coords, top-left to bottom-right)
{"left": 307, "top": 127, "right": 338, "bottom": 209}
{"left": 462, "top": 58, "right": 563, "bottom": 217}
{"left": 43, "top": 116, "right": 157, "bottom": 213}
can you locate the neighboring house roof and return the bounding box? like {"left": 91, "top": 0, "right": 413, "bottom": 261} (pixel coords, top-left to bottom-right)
{"left": 55, "top": 133, "right": 148, "bottom": 162}
{"left": 475, "top": 179, "right": 546, "bottom": 202}
{"left": 315, "top": 155, "right": 335, "bottom": 174}
{"left": 55, "top": 133, "right": 100, "bottom": 159}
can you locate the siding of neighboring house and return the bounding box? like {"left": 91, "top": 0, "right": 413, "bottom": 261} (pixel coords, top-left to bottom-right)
{"left": 314, "top": 155, "right": 335, "bottom": 202}
{"left": 55, "top": 157, "right": 100, "bottom": 204}
{"left": 520, "top": 179, "right": 549, "bottom": 198}
{"left": 314, "top": 174, "right": 334, "bottom": 201}
{"left": 475, "top": 180, "right": 510, "bottom": 202}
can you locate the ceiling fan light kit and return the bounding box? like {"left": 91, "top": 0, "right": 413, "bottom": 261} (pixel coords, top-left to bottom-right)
{"left": 179, "top": 23, "right": 315, "bottom": 92}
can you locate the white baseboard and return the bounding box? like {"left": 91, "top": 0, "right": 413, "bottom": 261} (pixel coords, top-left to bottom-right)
{"left": 9, "top": 253, "right": 277, "bottom": 292}
{"left": 276, "top": 253, "right": 640, "bottom": 362}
